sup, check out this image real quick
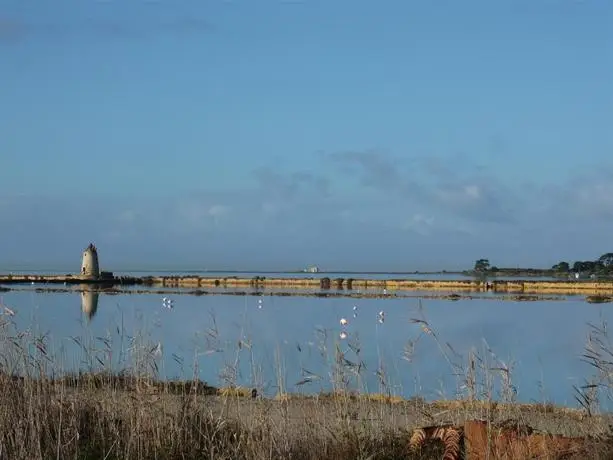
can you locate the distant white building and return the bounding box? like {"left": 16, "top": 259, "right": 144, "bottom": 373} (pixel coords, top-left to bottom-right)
{"left": 304, "top": 265, "right": 319, "bottom": 273}
{"left": 571, "top": 272, "right": 595, "bottom": 280}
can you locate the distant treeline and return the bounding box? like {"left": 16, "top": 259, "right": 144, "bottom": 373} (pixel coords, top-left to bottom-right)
{"left": 551, "top": 252, "right": 613, "bottom": 274}
{"left": 472, "top": 253, "right": 613, "bottom": 276}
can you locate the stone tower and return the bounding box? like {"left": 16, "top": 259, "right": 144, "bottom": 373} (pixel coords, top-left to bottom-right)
{"left": 81, "top": 243, "right": 100, "bottom": 279}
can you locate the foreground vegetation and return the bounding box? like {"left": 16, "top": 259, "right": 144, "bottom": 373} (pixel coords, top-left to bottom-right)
{"left": 0, "top": 372, "right": 415, "bottom": 460}
{"left": 2, "top": 372, "right": 613, "bottom": 459}
{"left": 3, "top": 300, "right": 613, "bottom": 458}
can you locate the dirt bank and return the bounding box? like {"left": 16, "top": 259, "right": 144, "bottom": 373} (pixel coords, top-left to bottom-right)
{"left": 3, "top": 273, "right": 613, "bottom": 296}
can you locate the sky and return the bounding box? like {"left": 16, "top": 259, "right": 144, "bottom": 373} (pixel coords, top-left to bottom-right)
{"left": 1, "top": 0, "right": 612, "bottom": 272}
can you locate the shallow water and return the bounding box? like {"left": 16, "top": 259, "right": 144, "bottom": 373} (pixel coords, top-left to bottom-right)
{"left": 0, "top": 288, "right": 608, "bottom": 409}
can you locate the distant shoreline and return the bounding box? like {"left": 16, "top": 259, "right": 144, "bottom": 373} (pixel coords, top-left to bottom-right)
{"left": 2, "top": 273, "right": 613, "bottom": 297}
{"left": 0, "top": 268, "right": 467, "bottom": 275}
{"left": 0, "top": 268, "right": 570, "bottom": 277}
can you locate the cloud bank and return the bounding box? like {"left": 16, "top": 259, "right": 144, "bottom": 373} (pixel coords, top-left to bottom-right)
{"left": 1, "top": 151, "right": 612, "bottom": 271}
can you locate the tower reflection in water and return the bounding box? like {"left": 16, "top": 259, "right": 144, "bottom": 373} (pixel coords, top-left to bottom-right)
{"left": 79, "top": 285, "right": 99, "bottom": 321}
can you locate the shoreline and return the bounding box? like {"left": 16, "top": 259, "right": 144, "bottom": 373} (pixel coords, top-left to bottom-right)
{"left": 2, "top": 273, "right": 613, "bottom": 296}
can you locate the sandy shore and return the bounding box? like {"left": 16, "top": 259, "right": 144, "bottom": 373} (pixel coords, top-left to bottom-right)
{"left": 3, "top": 273, "right": 613, "bottom": 296}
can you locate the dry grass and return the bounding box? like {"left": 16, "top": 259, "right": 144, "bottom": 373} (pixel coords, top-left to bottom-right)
{"left": 0, "top": 373, "right": 431, "bottom": 460}
{"left": 1, "top": 297, "right": 613, "bottom": 459}
{"left": 0, "top": 376, "right": 612, "bottom": 460}
{"left": 218, "top": 385, "right": 254, "bottom": 398}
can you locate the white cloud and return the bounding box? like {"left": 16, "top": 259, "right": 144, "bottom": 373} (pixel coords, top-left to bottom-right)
{"left": 260, "top": 202, "right": 278, "bottom": 215}
{"left": 116, "top": 210, "right": 137, "bottom": 224}
{"left": 208, "top": 204, "right": 231, "bottom": 225}
{"left": 569, "top": 182, "right": 613, "bottom": 218}
{"left": 208, "top": 204, "right": 229, "bottom": 217}
{"left": 436, "top": 183, "right": 483, "bottom": 206}
{"left": 175, "top": 202, "right": 231, "bottom": 230}
{"left": 403, "top": 214, "right": 435, "bottom": 235}
{"left": 463, "top": 184, "right": 481, "bottom": 200}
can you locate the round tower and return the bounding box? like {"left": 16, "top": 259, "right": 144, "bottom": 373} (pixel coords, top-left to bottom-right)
{"left": 81, "top": 243, "right": 100, "bottom": 279}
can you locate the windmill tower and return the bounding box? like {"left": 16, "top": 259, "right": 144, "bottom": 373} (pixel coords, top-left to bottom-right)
{"left": 81, "top": 243, "right": 100, "bottom": 279}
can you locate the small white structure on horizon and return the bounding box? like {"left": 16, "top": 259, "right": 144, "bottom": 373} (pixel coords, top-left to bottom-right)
{"left": 304, "top": 265, "right": 319, "bottom": 273}
{"left": 81, "top": 243, "right": 100, "bottom": 279}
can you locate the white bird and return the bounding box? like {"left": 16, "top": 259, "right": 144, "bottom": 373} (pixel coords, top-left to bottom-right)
{"left": 340, "top": 318, "right": 348, "bottom": 326}
{"left": 162, "top": 297, "right": 174, "bottom": 309}
{"left": 377, "top": 310, "right": 385, "bottom": 324}
{"left": 339, "top": 331, "right": 348, "bottom": 340}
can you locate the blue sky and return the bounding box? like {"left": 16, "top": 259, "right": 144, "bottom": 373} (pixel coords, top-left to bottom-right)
{"left": 1, "top": 0, "right": 612, "bottom": 271}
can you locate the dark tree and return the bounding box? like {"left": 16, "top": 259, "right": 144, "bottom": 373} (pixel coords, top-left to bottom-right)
{"left": 573, "top": 261, "right": 588, "bottom": 272}
{"left": 598, "top": 253, "right": 613, "bottom": 267}
{"left": 474, "top": 259, "right": 491, "bottom": 272}
{"left": 552, "top": 261, "right": 570, "bottom": 272}
{"left": 573, "top": 260, "right": 604, "bottom": 273}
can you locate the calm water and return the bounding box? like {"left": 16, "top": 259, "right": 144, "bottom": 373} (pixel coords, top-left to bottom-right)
{"left": 0, "top": 288, "right": 607, "bottom": 408}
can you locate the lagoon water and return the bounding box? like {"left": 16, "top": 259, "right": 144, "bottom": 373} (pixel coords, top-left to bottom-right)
{"left": 0, "top": 287, "right": 607, "bottom": 408}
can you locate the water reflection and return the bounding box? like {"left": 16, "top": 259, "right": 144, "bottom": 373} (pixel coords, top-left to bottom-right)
{"left": 79, "top": 285, "right": 99, "bottom": 321}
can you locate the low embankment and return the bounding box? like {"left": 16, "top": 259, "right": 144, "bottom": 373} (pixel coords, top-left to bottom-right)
{"left": 2, "top": 273, "right": 613, "bottom": 296}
